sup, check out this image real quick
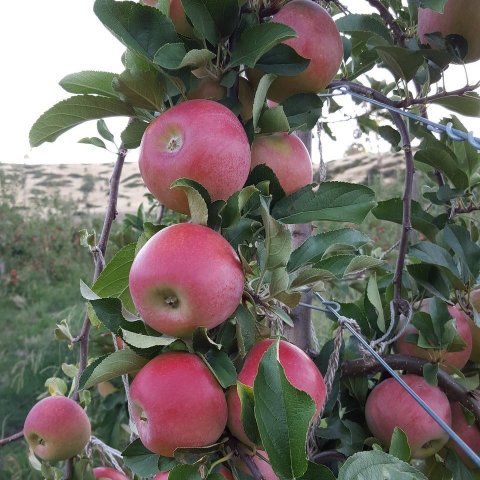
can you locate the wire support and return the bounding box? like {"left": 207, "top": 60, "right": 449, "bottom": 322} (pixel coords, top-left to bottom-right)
{"left": 300, "top": 292, "right": 480, "bottom": 469}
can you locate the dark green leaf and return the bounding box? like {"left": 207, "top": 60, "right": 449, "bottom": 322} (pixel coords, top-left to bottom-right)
{"left": 257, "top": 107, "right": 290, "bottom": 134}
{"left": 90, "top": 298, "right": 124, "bottom": 334}
{"left": 78, "top": 137, "right": 107, "bottom": 149}
{"left": 112, "top": 70, "right": 164, "bottom": 110}
{"left": 407, "top": 263, "right": 450, "bottom": 301}
{"left": 182, "top": 0, "right": 217, "bottom": 44}
{"left": 121, "top": 119, "right": 149, "bottom": 149}
{"left": 122, "top": 438, "right": 162, "bottom": 477}
{"left": 272, "top": 182, "right": 376, "bottom": 224}
{"left": 298, "top": 462, "right": 336, "bottom": 480}
{"left": 29, "top": 95, "right": 134, "bottom": 147}
{"left": 255, "top": 44, "right": 309, "bottom": 76}
{"left": 281, "top": 93, "right": 323, "bottom": 131}
{"left": 238, "top": 382, "right": 262, "bottom": 445}
{"left": 230, "top": 23, "right": 297, "bottom": 68}
{"left": 59, "top": 71, "right": 118, "bottom": 98}
{"left": 430, "top": 93, "right": 480, "bottom": 117}
{"left": 80, "top": 349, "right": 148, "bottom": 389}
{"left": 234, "top": 304, "right": 257, "bottom": 355}
{"left": 336, "top": 14, "right": 393, "bottom": 44}
{"left": 168, "top": 464, "right": 201, "bottom": 480}
{"left": 94, "top": 0, "right": 178, "bottom": 59}
{"left": 376, "top": 46, "right": 423, "bottom": 81}
{"left": 203, "top": 350, "right": 237, "bottom": 388}
{"left": 389, "top": 427, "right": 411, "bottom": 462}
{"left": 254, "top": 341, "right": 315, "bottom": 479}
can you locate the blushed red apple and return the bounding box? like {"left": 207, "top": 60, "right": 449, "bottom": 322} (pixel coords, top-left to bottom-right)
{"left": 447, "top": 401, "right": 480, "bottom": 468}
{"left": 139, "top": 99, "right": 251, "bottom": 215}
{"left": 250, "top": 133, "right": 313, "bottom": 195}
{"left": 93, "top": 466, "right": 129, "bottom": 480}
{"left": 247, "top": 0, "right": 343, "bottom": 102}
{"left": 153, "top": 465, "right": 233, "bottom": 480}
{"left": 129, "top": 223, "right": 244, "bottom": 337}
{"left": 130, "top": 351, "right": 228, "bottom": 457}
{"left": 227, "top": 339, "right": 326, "bottom": 447}
{"left": 23, "top": 396, "right": 91, "bottom": 462}
{"left": 394, "top": 304, "right": 472, "bottom": 373}
{"left": 365, "top": 374, "right": 452, "bottom": 459}
{"left": 418, "top": 0, "right": 480, "bottom": 63}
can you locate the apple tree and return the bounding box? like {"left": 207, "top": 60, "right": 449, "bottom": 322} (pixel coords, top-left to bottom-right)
{"left": 2, "top": 0, "right": 480, "bottom": 479}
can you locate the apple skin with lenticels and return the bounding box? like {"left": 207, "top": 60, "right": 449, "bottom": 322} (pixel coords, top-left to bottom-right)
{"left": 365, "top": 374, "right": 452, "bottom": 459}
{"left": 129, "top": 223, "right": 244, "bottom": 338}
{"left": 130, "top": 351, "right": 228, "bottom": 457}
{"left": 138, "top": 99, "right": 251, "bottom": 216}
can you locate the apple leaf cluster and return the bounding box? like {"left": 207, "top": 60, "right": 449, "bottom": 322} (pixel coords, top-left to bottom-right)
{"left": 16, "top": 0, "right": 480, "bottom": 479}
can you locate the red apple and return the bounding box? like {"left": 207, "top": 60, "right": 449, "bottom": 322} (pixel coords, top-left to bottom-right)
{"left": 418, "top": 0, "right": 480, "bottom": 63}
{"left": 365, "top": 374, "right": 452, "bottom": 458}
{"left": 23, "top": 396, "right": 91, "bottom": 462}
{"left": 153, "top": 474, "right": 169, "bottom": 480}
{"left": 394, "top": 304, "right": 472, "bottom": 373}
{"left": 129, "top": 223, "right": 244, "bottom": 337}
{"left": 447, "top": 402, "right": 480, "bottom": 469}
{"left": 130, "top": 351, "right": 228, "bottom": 457}
{"left": 139, "top": 99, "right": 251, "bottom": 215}
{"left": 153, "top": 465, "right": 232, "bottom": 480}
{"left": 93, "top": 466, "right": 129, "bottom": 480}
{"left": 247, "top": 0, "right": 343, "bottom": 102}
{"left": 227, "top": 339, "right": 326, "bottom": 447}
{"left": 250, "top": 133, "right": 313, "bottom": 195}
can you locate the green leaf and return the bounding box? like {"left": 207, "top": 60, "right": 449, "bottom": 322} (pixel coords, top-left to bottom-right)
{"left": 288, "top": 228, "right": 370, "bottom": 272}
{"left": 441, "top": 224, "right": 480, "bottom": 279}
{"left": 260, "top": 197, "right": 293, "bottom": 270}
{"left": 122, "top": 438, "right": 162, "bottom": 477}
{"left": 298, "top": 462, "right": 336, "bottom": 480}
{"left": 376, "top": 46, "right": 423, "bottom": 81}
{"left": 221, "top": 185, "right": 258, "bottom": 229}
{"left": 80, "top": 349, "right": 148, "bottom": 389}
{"left": 254, "top": 340, "right": 315, "bottom": 479}
{"left": 372, "top": 198, "right": 439, "bottom": 242}
{"left": 389, "top": 427, "right": 411, "bottom": 463}
{"left": 338, "top": 451, "right": 427, "bottom": 479}
{"left": 430, "top": 93, "right": 480, "bottom": 117}
{"left": 336, "top": 14, "right": 393, "bottom": 44}
{"left": 415, "top": 148, "right": 468, "bottom": 190}
{"left": 230, "top": 23, "right": 297, "bottom": 68}
{"left": 112, "top": 70, "right": 164, "bottom": 110}
{"left": 281, "top": 93, "right": 323, "bottom": 131}
{"left": 367, "top": 275, "right": 385, "bottom": 332}
{"left": 255, "top": 44, "right": 309, "bottom": 76}
{"left": 92, "top": 243, "right": 137, "bottom": 312}
{"left": 174, "top": 442, "right": 225, "bottom": 465}
{"left": 94, "top": 0, "right": 178, "bottom": 59}
{"left": 29, "top": 95, "right": 134, "bottom": 147}
{"left": 258, "top": 107, "right": 290, "bottom": 134}
{"left": 182, "top": 0, "right": 217, "bottom": 44}
{"left": 90, "top": 297, "right": 125, "bottom": 333}
{"left": 253, "top": 73, "right": 277, "bottom": 131}
{"left": 290, "top": 268, "right": 336, "bottom": 288}
{"left": 272, "top": 182, "right": 376, "bottom": 224}
{"left": 238, "top": 382, "right": 262, "bottom": 446}
{"left": 121, "top": 329, "right": 177, "bottom": 349}
{"left": 78, "top": 137, "right": 107, "bottom": 149}
{"left": 170, "top": 178, "right": 210, "bottom": 225}
{"left": 59, "top": 71, "right": 119, "bottom": 98}
{"left": 423, "top": 362, "right": 439, "bottom": 386}
{"left": 168, "top": 464, "right": 202, "bottom": 480}
{"left": 97, "top": 119, "right": 115, "bottom": 142}
{"left": 121, "top": 119, "right": 149, "bottom": 149}
{"left": 153, "top": 42, "right": 188, "bottom": 69}
{"left": 407, "top": 264, "right": 450, "bottom": 301}
{"left": 234, "top": 304, "right": 257, "bottom": 354}
{"left": 202, "top": 350, "right": 237, "bottom": 388}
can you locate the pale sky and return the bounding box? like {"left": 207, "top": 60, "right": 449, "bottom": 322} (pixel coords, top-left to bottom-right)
{"left": 1, "top": 0, "right": 478, "bottom": 166}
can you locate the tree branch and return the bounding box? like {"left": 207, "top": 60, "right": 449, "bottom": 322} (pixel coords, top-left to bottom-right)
{"left": 342, "top": 354, "right": 480, "bottom": 422}
{"left": 311, "top": 449, "right": 347, "bottom": 464}
{"left": 365, "top": 0, "right": 405, "bottom": 46}
{"left": 0, "top": 431, "right": 24, "bottom": 447}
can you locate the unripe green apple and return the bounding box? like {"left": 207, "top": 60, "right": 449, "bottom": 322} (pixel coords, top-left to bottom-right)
{"left": 447, "top": 402, "right": 480, "bottom": 469}
{"left": 247, "top": 0, "right": 343, "bottom": 102}
{"left": 130, "top": 351, "right": 228, "bottom": 457}
{"left": 418, "top": 0, "right": 480, "bottom": 63}
{"left": 138, "top": 99, "right": 251, "bottom": 215}
{"left": 227, "top": 339, "right": 326, "bottom": 447}
{"left": 93, "top": 466, "right": 129, "bottom": 480}
{"left": 394, "top": 304, "right": 472, "bottom": 373}
{"left": 250, "top": 133, "right": 313, "bottom": 195}
{"left": 24, "top": 396, "right": 91, "bottom": 462}
{"left": 129, "top": 223, "right": 244, "bottom": 337}
{"left": 365, "top": 374, "right": 452, "bottom": 459}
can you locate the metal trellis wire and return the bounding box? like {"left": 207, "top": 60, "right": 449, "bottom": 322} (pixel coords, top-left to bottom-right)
{"left": 319, "top": 85, "right": 480, "bottom": 150}
{"left": 299, "top": 292, "right": 480, "bottom": 469}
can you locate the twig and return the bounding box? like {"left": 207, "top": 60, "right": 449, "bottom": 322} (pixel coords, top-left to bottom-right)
{"left": 366, "top": 0, "right": 405, "bottom": 46}
{"left": 0, "top": 430, "right": 24, "bottom": 447}
{"left": 396, "top": 81, "right": 480, "bottom": 108}
{"left": 311, "top": 449, "right": 347, "bottom": 464}
{"left": 65, "top": 144, "right": 128, "bottom": 480}
{"left": 342, "top": 354, "right": 480, "bottom": 423}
